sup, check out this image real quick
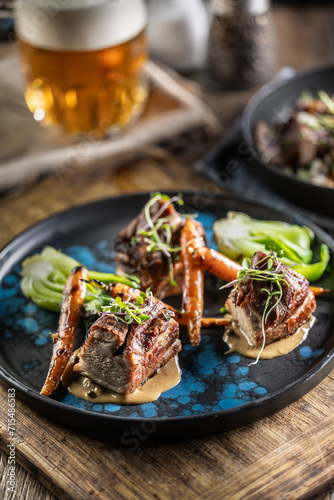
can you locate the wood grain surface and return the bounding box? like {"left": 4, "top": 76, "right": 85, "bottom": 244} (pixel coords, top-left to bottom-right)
{"left": 0, "top": 371, "right": 334, "bottom": 500}
{"left": 1, "top": 4, "right": 334, "bottom": 500}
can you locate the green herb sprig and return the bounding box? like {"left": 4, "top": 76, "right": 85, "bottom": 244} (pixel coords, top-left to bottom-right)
{"left": 101, "top": 288, "right": 153, "bottom": 325}
{"left": 139, "top": 192, "right": 185, "bottom": 286}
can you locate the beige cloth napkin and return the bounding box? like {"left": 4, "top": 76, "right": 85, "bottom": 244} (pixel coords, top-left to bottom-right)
{"left": 0, "top": 54, "right": 220, "bottom": 192}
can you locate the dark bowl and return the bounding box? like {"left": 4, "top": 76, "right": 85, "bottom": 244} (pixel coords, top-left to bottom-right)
{"left": 241, "top": 64, "right": 334, "bottom": 215}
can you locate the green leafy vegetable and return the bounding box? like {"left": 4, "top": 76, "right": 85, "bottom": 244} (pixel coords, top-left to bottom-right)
{"left": 213, "top": 212, "right": 329, "bottom": 282}
{"left": 20, "top": 246, "right": 140, "bottom": 312}
{"left": 290, "top": 244, "right": 330, "bottom": 282}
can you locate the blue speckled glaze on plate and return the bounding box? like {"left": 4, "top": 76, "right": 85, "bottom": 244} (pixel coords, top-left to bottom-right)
{"left": 0, "top": 192, "right": 333, "bottom": 438}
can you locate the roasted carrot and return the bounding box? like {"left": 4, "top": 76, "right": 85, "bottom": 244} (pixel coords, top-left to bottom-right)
{"left": 174, "top": 313, "right": 232, "bottom": 328}
{"left": 40, "top": 266, "right": 87, "bottom": 396}
{"left": 107, "top": 281, "right": 231, "bottom": 329}
{"left": 309, "top": 286, "right": 333, "bottom": 296}
{"left": 190, "top": 246, "right": 241, "bottom": 282}
{"left": 180, "top": 219, "right": 205, "bottom": 346}
{"left": 108, "top": 282, "right": 230, "bottom": 329}
{"left": 107, "top": 282, "right": 136, "bottom": 301}
{"left": 191, "top": 247, "right": 331, "bottom": 298}
{"left": 164, "top": 302, "right": 231, "bottom": 327}
{"left": 201, "top": 315, "right": 232, "bottom": 327}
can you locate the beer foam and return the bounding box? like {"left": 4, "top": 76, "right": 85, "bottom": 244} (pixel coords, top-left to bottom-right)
{"left": 15, "top": 0, "right": 147, "bottom": 51}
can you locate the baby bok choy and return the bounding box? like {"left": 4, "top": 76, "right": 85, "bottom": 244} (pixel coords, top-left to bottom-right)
{"left": 20, "top": 246, "right": 140, "bottom": 313}
{"left": 213, "top": 212, "right": 329, "bottom": 282}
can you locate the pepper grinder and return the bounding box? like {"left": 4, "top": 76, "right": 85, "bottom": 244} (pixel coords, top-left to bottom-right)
{"left": 207, "top": 0, "right": 275, "bottom": 90}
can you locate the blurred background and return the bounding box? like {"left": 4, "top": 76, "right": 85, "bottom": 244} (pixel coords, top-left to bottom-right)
{"left": 1, "top": 0, "right": 334, "bottom": 191}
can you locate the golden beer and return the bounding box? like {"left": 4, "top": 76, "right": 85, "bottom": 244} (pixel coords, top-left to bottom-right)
{"left": 15, "top": 0, "right": 148, "bottom": 135}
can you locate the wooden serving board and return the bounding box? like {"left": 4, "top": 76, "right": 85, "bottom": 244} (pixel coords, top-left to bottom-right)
{"left": 0, "top": 373, "right": 334, "bottom": 500}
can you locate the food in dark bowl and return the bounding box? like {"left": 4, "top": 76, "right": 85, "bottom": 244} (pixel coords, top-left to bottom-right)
{"left": 237, "top": 64, "right": 334, "bottom": 215}
{"left": 254, "top": 90, "right": 334, "bottom": 189}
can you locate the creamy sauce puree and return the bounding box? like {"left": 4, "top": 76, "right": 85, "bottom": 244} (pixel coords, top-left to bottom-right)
{"left": 223, "top": 316, "right": 315, "bottom": 360}
{"left": 62, "top": 351, "right": 181, "bottom": 405}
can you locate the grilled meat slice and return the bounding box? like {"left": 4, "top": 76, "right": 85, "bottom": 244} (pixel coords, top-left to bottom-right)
{"left": 115, "top": 198, "right": 186, "bottom": 299}
{"left": 226, "top": 251, "right": 316, "bottom": 347}
{"left": 254, "top": 119, "right": 319, "bottom": 168}
{"left": 73, "top": 286, "right": 181, "bottom": 394}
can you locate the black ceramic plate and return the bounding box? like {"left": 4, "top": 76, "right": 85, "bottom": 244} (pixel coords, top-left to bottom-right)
{"left": 0, "top": 192, "right": 334, "bottom": 440}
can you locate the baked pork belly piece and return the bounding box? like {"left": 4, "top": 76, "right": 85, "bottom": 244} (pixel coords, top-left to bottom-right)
{"left": 73, "top": 284, "right": 181, "bottom": 394}
{"left": 115, "top": 196, "right": 189, "bottom": 299}
{"left": 226, "top": 251, "right": 316, "bottom": 347}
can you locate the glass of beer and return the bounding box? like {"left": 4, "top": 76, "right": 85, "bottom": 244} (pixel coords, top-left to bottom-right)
{"left": 14, "top": 0, "right": 149, "bottom": 136}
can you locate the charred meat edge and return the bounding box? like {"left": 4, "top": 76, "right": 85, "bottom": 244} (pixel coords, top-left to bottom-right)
{"left": 73, "top": 284, "right": 181, "bottom": 394}
{"left": 226, "top": 251, "right": 316, "bottom": 347}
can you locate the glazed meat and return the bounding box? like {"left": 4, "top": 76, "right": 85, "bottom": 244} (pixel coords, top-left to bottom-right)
{"left": 255, "top": 119, "right": 319, "bottom": 168}
{"left": 115, "top": 197, "right": 187, "bottom": 299}
{"left": 73, "top": 284, "right": 181, "bottom": 393}
{"left": 227, "top": 251, "right": 316, "bottom": 347}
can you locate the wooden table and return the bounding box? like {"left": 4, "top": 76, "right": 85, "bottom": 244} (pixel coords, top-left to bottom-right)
{"left": 1, "top": 4, "right": 334, "bottom": 499}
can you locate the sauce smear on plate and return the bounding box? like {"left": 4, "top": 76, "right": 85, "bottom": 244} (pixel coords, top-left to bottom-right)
{"left": 224, "top": 316, "right": 315, "bottom": 360}
{"left": 62, "top": 351, "right": 181, "bottom": 404}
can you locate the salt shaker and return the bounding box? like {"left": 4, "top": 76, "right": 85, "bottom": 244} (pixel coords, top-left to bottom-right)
{"left": 207, "top": 0, "right": 275, "bottom": 90}
{"left": 146, "top": 0, "right": 209, "bottom": 72}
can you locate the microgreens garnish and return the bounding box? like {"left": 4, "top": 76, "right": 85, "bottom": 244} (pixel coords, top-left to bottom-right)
{"left": 139, "top": 192, "right": 185, "bottom": 287}
{"left": 221, "top": 251, "right": 291, "bottom": 365}
{"left": 297, "top": 91, "right": 334, "bottom": 141}
{"left": 101, "top": 288, "right": 153, "bottom": 325}
{"left": 319, "top": 90, "right": 334, "bottom": 115}
{"left": 83, "top": 280, "right": 153, "bottom": 325}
